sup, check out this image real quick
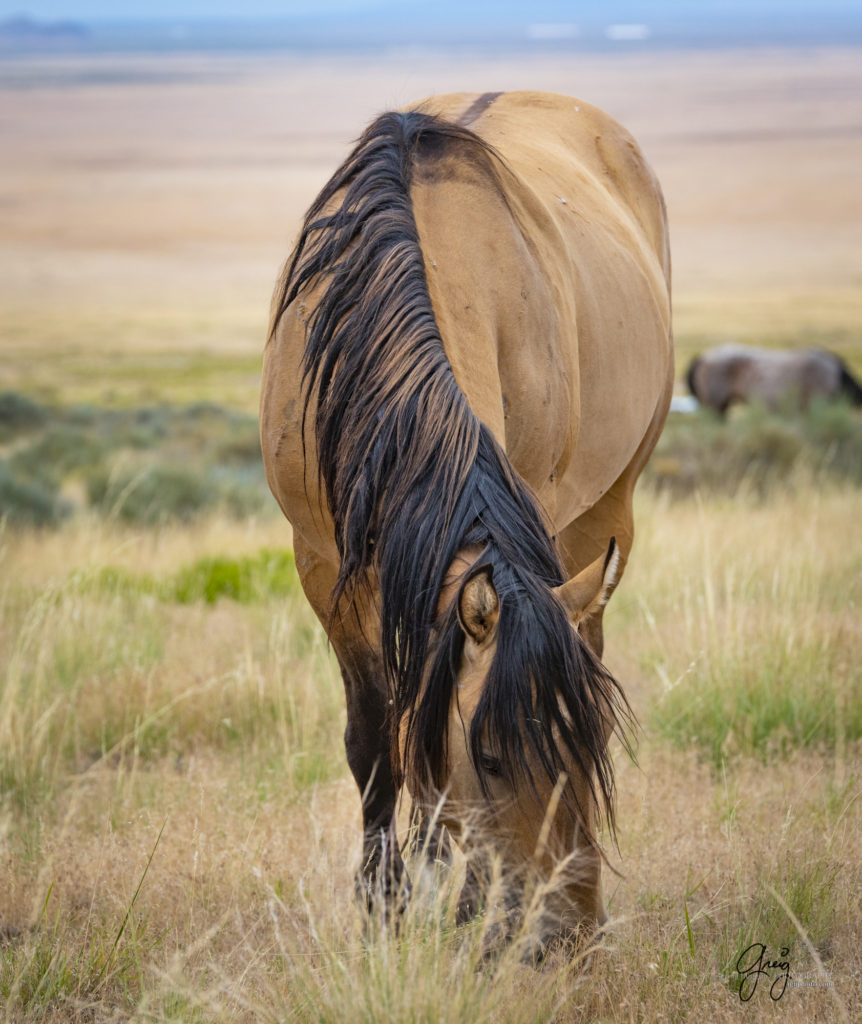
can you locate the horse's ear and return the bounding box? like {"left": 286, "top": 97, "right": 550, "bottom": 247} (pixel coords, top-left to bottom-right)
{"left": 457, "top": 563, "right": 500, "bottom": 646}
{"left": 554, "top": 538, "right": 621, "bottom": 625}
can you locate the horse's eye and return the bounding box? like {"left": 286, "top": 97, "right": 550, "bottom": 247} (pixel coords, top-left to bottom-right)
{"left": 479, "top": 753, "right": 502, "bottom": 777}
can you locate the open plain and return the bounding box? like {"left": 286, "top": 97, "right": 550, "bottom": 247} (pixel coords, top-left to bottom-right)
{"left": 1, "top": 43, "right": 861, "bottom": 1022}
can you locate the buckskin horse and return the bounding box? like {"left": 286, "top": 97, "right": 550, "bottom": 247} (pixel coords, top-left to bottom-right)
{"left": 260, "top": 91, "right": 673, "bottom": 949}
{"left": 686, "top": 344, "right": 862, "bottom": 415}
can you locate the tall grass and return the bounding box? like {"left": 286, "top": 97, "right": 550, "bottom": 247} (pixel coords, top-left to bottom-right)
{"left": 648, "top": 561, "right": 861, "bottom": 769}
{"left": 0, "top": 542, "right": 342, "bottom": 818}
{"left": 608, "top": 483, "right": 862, "bottom": 772}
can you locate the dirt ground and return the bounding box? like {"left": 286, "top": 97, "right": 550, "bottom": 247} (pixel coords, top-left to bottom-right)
{"left": 1, "top": 46, "right": 860, "bottom": 403}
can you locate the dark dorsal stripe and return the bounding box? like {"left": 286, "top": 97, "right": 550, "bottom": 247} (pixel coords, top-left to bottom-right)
{"left": 458, "top": 91, "right": 503, "bottom": 126}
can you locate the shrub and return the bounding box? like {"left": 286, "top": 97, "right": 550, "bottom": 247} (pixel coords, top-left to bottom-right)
{"left": 0, "top": 463, "right": 65, "bottom": 527}
{"left": 0, "top": 391, "right": 45, "bottom": 442}
{"left": 10, "top": 426, "right": 105, "bottom": 484}
{"left": 646, "top": 401, "right": 862, "bottom": 496}
{"left": 86, "top": 463, "right": 214, "bottom": 525}
{"left": 1, "top": 393, "right": 273, "bottom": 528}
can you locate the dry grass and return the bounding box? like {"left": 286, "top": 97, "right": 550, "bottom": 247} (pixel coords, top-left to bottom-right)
{"left": 1, "top": 485, "right": 859, "bottom": 1022}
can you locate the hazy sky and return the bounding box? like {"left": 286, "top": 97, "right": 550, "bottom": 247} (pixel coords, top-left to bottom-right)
{"left": 3, "top": 0, "right": 857, "bottom": 19}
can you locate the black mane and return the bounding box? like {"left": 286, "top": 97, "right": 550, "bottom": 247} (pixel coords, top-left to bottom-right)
{"left": 272, "top": 109, "right": 629, "bottom": 828}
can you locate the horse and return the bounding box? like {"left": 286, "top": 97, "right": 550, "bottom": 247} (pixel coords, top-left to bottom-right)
{"left": 260, "top": 90, "right": 673, "bottom": 950}
{"left": 686, "top": 344, "right": 862, "bottom": 415}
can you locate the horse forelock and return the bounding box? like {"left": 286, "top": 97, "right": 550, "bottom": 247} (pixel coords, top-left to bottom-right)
{"left": 275, "top": 106, "right": 628, "bottom": 834}
{"left": 477, "top": 571, "right": 631, "bottom": 835}
{"left": 400, "top": 432, "right": 633, "bottom": 838}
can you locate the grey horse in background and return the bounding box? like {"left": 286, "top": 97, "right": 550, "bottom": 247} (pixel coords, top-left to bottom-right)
{"left": 686, "top": 345, "right": 862, "bottom": 414}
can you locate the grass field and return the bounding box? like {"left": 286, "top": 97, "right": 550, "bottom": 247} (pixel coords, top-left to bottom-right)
{"left": 1, "top": 41, "right": 861, "bottom": 1024}
{"left": 1, "top": 481, "right": 859, "bottom": 1022}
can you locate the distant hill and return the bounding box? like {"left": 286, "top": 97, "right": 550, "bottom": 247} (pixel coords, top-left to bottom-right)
{"left": 0, "top": 15, "right": 88, "bottom": 49}
{"left": 2, "top": 3, "right": 861, "bottom": 55}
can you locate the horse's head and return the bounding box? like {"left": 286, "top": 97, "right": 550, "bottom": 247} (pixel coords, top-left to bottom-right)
{"left": 402, "top": 541, "right": 624, "bottom": 954}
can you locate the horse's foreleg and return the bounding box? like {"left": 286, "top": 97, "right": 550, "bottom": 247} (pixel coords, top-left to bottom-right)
{"left": 340, "top": 655, "right": 408, "bottom": 918}
{"left": 292, "top": 537, "right": 407, "bottom": 918}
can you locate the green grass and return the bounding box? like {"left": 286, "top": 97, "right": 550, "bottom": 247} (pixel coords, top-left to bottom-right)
{"left": 0, "top": 318, "right": 264, "bottom": 412}
{"left": 1, "top": 496, "right": 859, "bottom": 1022}
{"left": 634, "top": 471, "right": 862, "bottom": 770}
{"left": 1, "top": 838, "right": 169, "bottom": 1018}
{"left": 258, "top": 885, "right": 582, "bottom": 1024}
{"left": 650, "top": 635, "right": 861, "bottom": 771}
{"left": 716, "top": 856, "right": 841, "bottom": 1001}
{"left": 85, "top": 548, "right": 300, "bottom": 605}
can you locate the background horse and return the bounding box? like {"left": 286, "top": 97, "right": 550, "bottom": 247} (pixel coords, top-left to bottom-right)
{"left": 260, "top": 91, "right": 673, "bottom": 948}
{"left": 686, "top": 344, "right": 862, "bottom": 414}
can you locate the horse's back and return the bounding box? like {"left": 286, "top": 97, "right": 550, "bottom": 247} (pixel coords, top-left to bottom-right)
{"left": 261, "top": 90, "right": 673, "bottom": 585}
{"left": 411, "top": 91, "right": 669, "bottom": 271}
{"left": 406, "top": 90, "right": 673, "bottom": 527}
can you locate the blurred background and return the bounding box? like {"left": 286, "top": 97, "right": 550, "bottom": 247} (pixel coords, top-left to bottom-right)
{"left": 1, "top": 1, "right": 861, "bottom": 517}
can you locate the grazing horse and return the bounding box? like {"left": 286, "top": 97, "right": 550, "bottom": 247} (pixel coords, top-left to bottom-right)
{"left": 260, "top": 91, "right": 673, "bottom": 947}
{"left": 686, "top": 344, "right": 862, "bottom": 415}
